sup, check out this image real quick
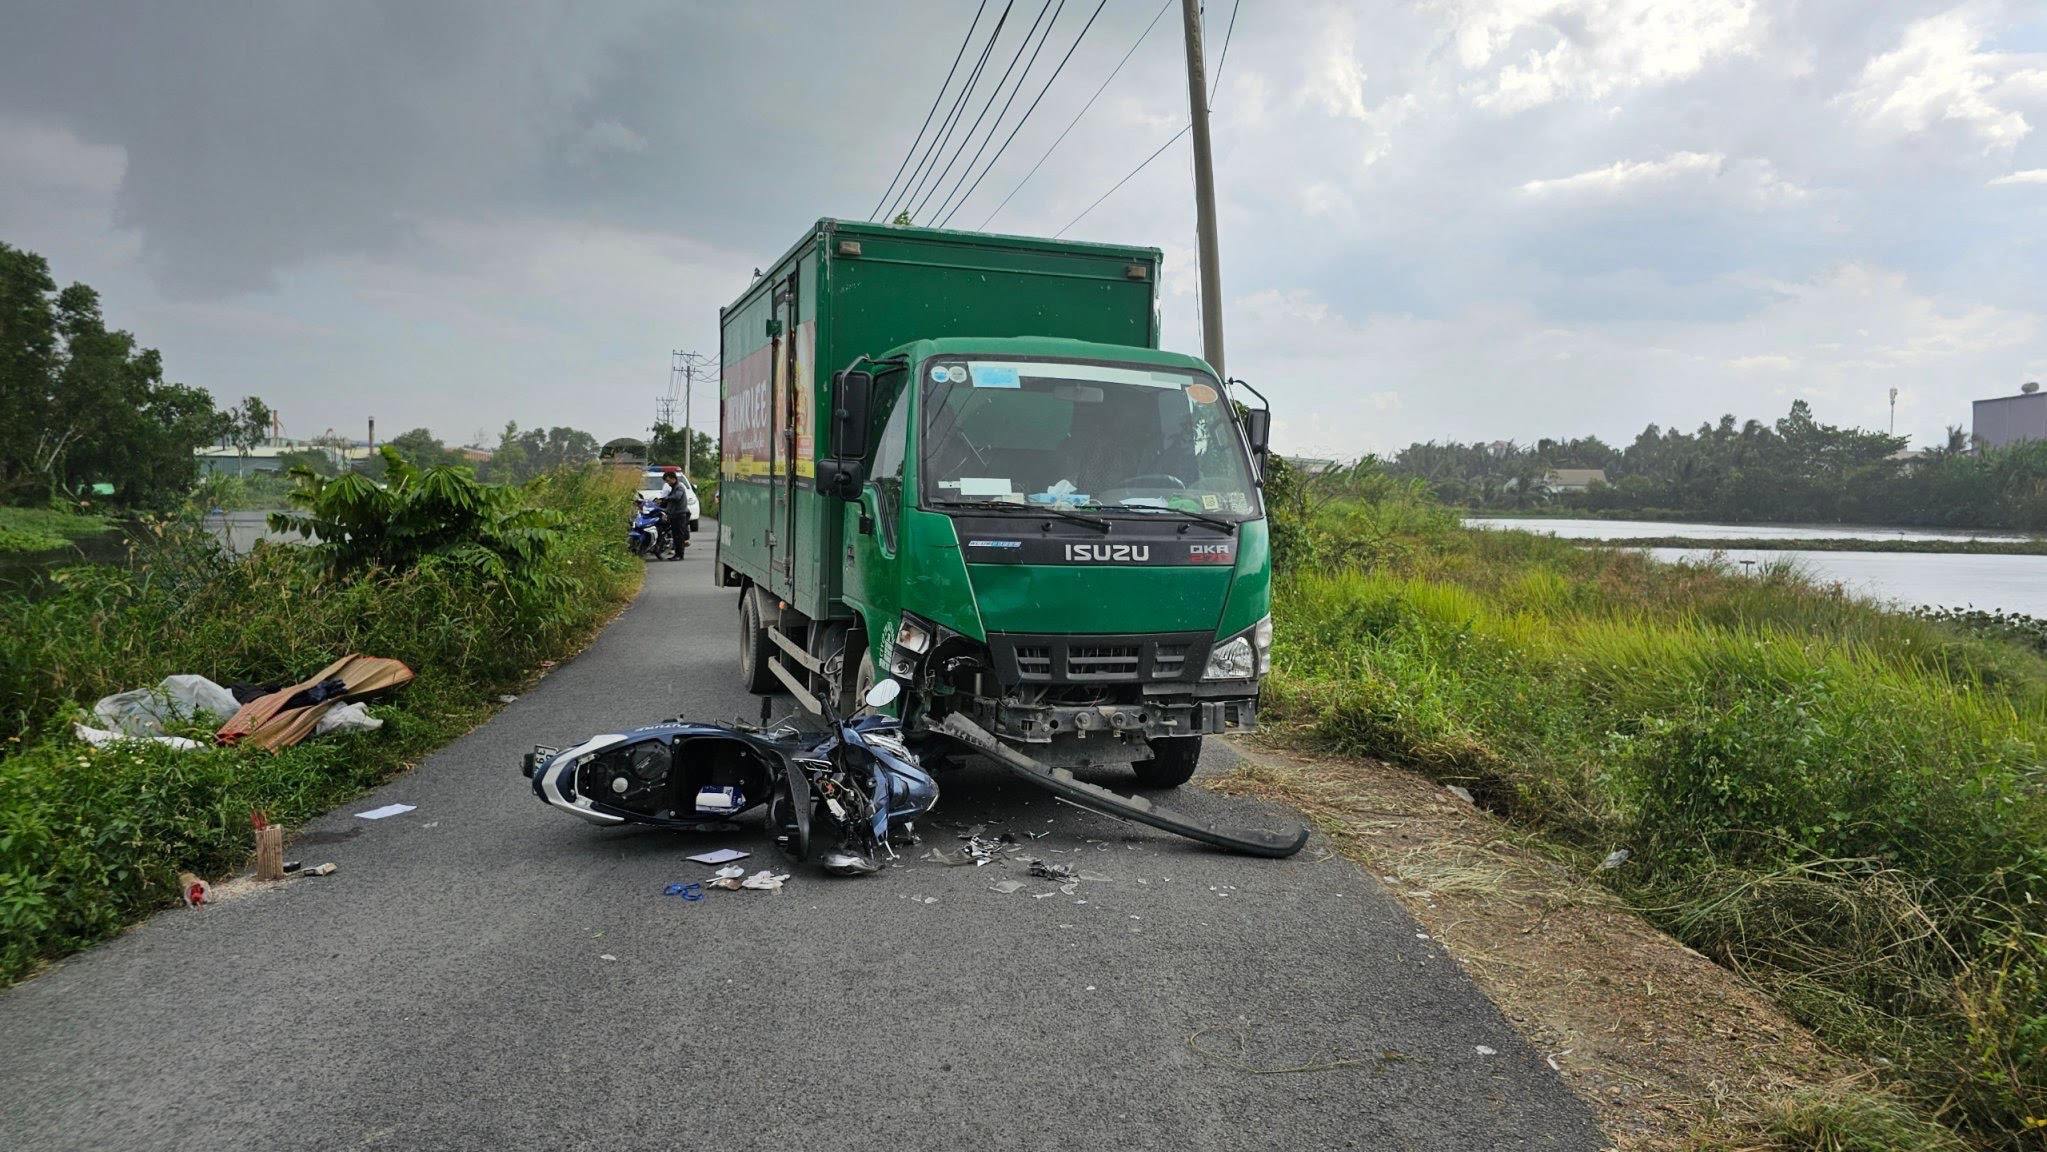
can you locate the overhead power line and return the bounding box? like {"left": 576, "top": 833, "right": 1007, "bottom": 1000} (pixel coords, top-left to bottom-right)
{"left": 1054, "top": 123, "right": 1188, "bottom": 238}
{"left": 931, "top": 0, "right": 1075, "bottom": 227}
{"left": 979, "top": 0, "right": 1175, "bottom": 230}
{"left": 1208, "top": 0, "right": 1239, "bottom": 104}
{"left": 892, "top": 1, "right": 1016, "bottom": 223}
{"left": 938, "top": 0, "right": 1111, "bottom": 229}
{"left": 869, "top": 0, "right": 990, "bottom": 221}
{"left": 909, "top": 0, "right": 1058, "bottom": 224}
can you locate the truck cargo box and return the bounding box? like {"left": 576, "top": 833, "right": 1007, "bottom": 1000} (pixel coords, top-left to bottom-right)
{"left": 718, "top": 220, "right": 1162, "bottom": 621}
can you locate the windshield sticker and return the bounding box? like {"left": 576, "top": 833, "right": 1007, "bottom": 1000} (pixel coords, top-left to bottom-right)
{"left": 1185, "top": 382, "right": 1219, "bottom": 404}
{"left": 946, "top": 365, "right": 968, "bottom": 384}
{"left": 1200, "top": 493, "right": 1222, "bottom": 510}
{"left": 1226, "top": 492, "right": 1251, "bottom": 513}
{"left": 930, "top": 365, "right": 949, "bottom": 383}
{"left": 969, "top": 364, "right": 1019, "bottom": 389}
{"left": 958, "top": 477, "right": 1013, "bottom": 497}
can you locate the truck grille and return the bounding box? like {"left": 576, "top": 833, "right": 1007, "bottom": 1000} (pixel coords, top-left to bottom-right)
{"left": 987, "top": 632, "right": 1213, "bottom": 686}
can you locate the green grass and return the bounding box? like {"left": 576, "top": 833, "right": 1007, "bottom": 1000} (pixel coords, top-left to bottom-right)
{"left": 0, "top": 466, "right": 640, "bottom": 984}
{"left": 1266, "top": 503, "right": 2047, "bottom": 1148}
{"left": 0, "top": 506, "right": 112, "bottom": 554}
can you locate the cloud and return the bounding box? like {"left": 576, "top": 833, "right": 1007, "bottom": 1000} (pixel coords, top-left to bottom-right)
{"left": 1518, "top": 151, "right": 1806, "bottom": 207}
{"left": 1451, "top": 0, "right": 1765, "bottom": 112}
{"left": 1840, "top": 9, "right": 2033, "bottom": 153}
{"left": 1990, "top": 168, "right": 2047, "bottom": 185}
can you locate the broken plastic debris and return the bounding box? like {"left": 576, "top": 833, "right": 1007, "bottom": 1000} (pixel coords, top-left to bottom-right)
{"left": 990, "top": 880, "right": 1026, "bottom": 894}
{"left": 600, "top": 954, "right": 618, "bottom": 962}
{"left": 178, "top": 872, "right": 211, "bottom": 907}
{"left": 1446, "top": 785, "right": 1474, "bottom": 805}
{"left": 1598, "top": 848, "right": 1631, "bottom": 871}
{"left": 355, "top": 803, "right": 415, "bottom": 820}
{"left": 1475, "top": 1045, "right": 1497, "bottom": 1056}
{"left": 740, "top": 870, "right": 790, "bottom": 891}
{"left": 712, "top": 864, "right": 747, "bottom": 880}
{"left": 1029, "top": 860, "right": 1077, "bottom": 883}
{"left": 688, "top": 848, "right": 750, "bottom": 865}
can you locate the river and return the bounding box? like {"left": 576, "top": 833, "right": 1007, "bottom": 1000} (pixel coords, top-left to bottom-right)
{"left": 1466, "top": 517, "right": 2047, "bottom": 617}
{"left": 0, "top": 511, "right": 295, "bottom": 594}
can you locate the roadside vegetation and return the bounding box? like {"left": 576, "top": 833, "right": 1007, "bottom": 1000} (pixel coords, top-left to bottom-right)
{"left": 0, "top": 456, "right": 639, "bottom": 984}
{"left": 0, "top": 505, "right": 112, "bottom": 554}
{"left": 1262, "top": 459, "right": 2047, "bottom": 1149}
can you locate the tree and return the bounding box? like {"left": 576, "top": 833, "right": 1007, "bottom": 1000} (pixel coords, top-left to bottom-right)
{"left": 230, "top": 395, "right": 275, "bottom": 455}
{"left": 648, "top": 422, "right": 718, "bottom": 482}
{"left": 0, "top": 242, "right": 228, "bottom": 508}
{"left": 484, "top": 423, "right": 600, "bottom": 483}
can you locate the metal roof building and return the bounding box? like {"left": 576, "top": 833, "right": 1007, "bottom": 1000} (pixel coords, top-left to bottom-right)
{"left": 1973, "top": 384, "right": 2046, "bottom": 451}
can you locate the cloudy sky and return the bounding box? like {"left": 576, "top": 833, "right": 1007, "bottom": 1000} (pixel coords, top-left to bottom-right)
{"left": 2, "top": 1, "right": 2043, "bottom": 456}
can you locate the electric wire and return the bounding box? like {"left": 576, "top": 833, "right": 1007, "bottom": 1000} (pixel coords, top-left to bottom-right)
{"left": 869, "top": 0, "right": 990, "bottom": 221}
{"left": 892, "top": 1, "right": 1016, "bottom": 223}
{"left": 1053, "top": 123, "right": 1189, "bottom": 238}
{"left": 978, "top": 0, "right": 1175, "bottom": 230}
{"left": 1208, "top": 0, "right": 1239, "bottom": 105}
{"left": 937, "top": 0, "right": 1110, "bottom": 228}
{"left": 908, "top": 0, "right": 1058, "bottom": 224}
{"left": 931, "top": 0, "right": 1074, "bottom": 228}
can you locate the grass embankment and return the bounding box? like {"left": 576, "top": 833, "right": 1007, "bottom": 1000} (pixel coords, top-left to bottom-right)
{"left": 1267, "top": 489, "right": 2047, "bottom": 1148}
{"left": 0, "top": 467, "right": 640, "bottom": 984}
{"left": 1603, "top": 535, "right": 2047, "bottom": 555}
{"left": 0, "top": 506, "right": 112, "bottom": 554}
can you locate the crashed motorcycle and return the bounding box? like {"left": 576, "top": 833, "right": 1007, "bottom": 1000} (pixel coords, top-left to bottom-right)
{"left": 523, "top": 679, "right": 936, "bottom": 875}
{"left": 626, "top": 497, "right": 681, "bottom": 561}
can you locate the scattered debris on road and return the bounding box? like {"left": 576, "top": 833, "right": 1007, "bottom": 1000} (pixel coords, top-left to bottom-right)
{"left": 355, "top": 803, "right": 415, "bottom": 820}
{"left": 688, "top": 848, "right": 749, "bottom": 865}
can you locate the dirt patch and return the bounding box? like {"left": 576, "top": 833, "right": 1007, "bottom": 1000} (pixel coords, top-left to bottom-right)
{"left": 1213, "top": 737, "right": 1878, "bottom": 1151}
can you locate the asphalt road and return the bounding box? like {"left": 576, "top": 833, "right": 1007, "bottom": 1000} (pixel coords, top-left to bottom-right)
{"left": 0, "top": 532, "right": 1601, "bottom": 1151}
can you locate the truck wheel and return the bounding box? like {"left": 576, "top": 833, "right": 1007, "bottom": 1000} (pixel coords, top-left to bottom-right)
{"left": 1133, "top": 736, "right": 1202, "bottom": 789}
{"left": 738, "top": 593, "right": 777, "bottom": 695}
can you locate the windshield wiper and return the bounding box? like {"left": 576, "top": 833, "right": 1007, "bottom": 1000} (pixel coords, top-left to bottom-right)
{"left": 1102, "top": 503, "right": 1237, "bottom": 535}
{"left": 935, "top": 499, "right": 1111, "bottom": 533}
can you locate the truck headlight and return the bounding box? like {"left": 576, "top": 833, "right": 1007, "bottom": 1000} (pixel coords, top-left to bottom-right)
{"left": 1204, "top": 636, "right": 1254, "bottom": 681}
{"left": 896, "top": 615, "right": 933, "bottom": 654}
{"left": 1253, "top": 614, "right": 1273, "bottom": 675}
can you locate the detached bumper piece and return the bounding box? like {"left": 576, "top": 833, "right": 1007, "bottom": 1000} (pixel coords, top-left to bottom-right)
{"left": 936, "top": 715, "right": 1308, "bottom": 859}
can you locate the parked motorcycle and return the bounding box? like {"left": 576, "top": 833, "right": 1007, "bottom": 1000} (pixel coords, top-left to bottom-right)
{"left": 626, "top": 497, "right": 681, "bottom": 561}
{"left": 523, "top": 679, "right": 936, "bottom": 875}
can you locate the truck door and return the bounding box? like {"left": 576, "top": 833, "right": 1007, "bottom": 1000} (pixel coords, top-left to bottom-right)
{"left": 771, "top": 273, "right": 800, "bottom": 599}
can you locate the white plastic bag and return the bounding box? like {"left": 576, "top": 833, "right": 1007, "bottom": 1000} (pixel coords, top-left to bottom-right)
{"left": 73, "top": 723, "right": 203, "bottom": 752}
{"left": 314, "top": 701, "right": 383, "bottom": 735}
{"left": 92, "top": 675, "right": 240, "bottom": 738}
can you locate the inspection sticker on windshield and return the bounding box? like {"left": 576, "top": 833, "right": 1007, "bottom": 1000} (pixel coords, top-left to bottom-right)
{"left": 1185, "top": 382, "right": 1219, "bottom": 404}
{"left": 969, "top": 364, "right": 1020, "bottom": 388}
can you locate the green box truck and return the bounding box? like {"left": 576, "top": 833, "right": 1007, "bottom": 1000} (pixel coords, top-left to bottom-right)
{"left": 717, "top": 219, "right": 1272, "bottom": 788}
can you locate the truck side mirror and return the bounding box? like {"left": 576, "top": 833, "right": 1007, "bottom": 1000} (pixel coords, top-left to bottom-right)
{"left": 832, "top": 369, "right": 873, "bottom": 460}
{"left": 1242, "top": 408, "right": 1271, "bottom": 475}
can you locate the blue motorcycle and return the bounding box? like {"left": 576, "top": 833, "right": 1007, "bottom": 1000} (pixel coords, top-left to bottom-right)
{"left": 523, "top": 679, "right": 937, "bottom": 875}
{"left": 626, "top": 496, "right": 681, "bottom": 561}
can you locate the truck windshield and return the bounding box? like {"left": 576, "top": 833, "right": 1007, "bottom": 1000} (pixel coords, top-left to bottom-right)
{"left": 919, "top": 358, "right": 1260, "bottom": 519}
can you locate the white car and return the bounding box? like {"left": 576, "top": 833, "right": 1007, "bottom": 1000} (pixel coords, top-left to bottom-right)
{"left": 638, "top": 469, "right": 701, "bottom": 531}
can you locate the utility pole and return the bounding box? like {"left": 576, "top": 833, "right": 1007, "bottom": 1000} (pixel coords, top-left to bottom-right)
{"left": 665, "top": 350, "right": 715, "bottom": 472}
{"left": 1181, "top": 0, "right": 1225, "bottom": 377}
{"left": 1888, "top": 387, "right": 1898, "bottom": 435}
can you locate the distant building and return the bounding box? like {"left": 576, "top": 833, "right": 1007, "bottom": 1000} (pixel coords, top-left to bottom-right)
{"left": 1974, "top": 383, "right": 2046, "bottom": 450}
{"left": 454, "top": 446, "right": 493, "bottom": 464}
{"left": 193, "top": 438, "right": 372, "bottom": 477}
{"left": 1541, "top": 468, "right": 1608, "bottom": 494}
{"left": 1281, "top": 456, "right": 1337, "bottom": 476}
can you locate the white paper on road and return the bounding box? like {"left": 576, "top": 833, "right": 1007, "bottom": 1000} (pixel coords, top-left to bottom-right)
{"left": 688, "top": 848, "right": 749, "bottom": 864}
{"left": 356, "top": 803, "right": 416, "bottom": 820}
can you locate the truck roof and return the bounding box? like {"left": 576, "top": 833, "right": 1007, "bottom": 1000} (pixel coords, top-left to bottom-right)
{"left": 884, "top": 336, "right": 1218, "bottom": 377}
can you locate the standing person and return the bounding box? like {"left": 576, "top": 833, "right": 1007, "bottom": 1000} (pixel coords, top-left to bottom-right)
{"left": 658, "top": 467, "right": 692, "bottom": 554}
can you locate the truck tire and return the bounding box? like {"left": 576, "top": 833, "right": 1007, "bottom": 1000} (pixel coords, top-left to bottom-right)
{"left": 1133, "top": 736, "right": 1202, "bottom": 789}
{"left": 738, "top": 592, "right": 777, "bottom": 695}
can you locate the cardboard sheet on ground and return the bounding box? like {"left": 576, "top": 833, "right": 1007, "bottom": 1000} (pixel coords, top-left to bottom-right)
{"left": 218, "top": 654, "right": 414, "bottom": 750}
{"left": 356, "top": 803, "right": 415, "bottom": 820}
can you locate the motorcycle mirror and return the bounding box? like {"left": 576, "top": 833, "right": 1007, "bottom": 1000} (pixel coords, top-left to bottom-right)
{"left": 863, "top": 679, "right": 901, "bottom": 709}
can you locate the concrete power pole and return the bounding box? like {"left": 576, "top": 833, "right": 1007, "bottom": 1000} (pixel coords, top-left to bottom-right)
{"left": 1181, "top": 0, "right": 1225, "bottom": 377}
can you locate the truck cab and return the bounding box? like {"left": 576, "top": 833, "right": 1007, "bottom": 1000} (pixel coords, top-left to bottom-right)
{"left": 718, "top": 220, "right": 1271, "bottom": 788}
